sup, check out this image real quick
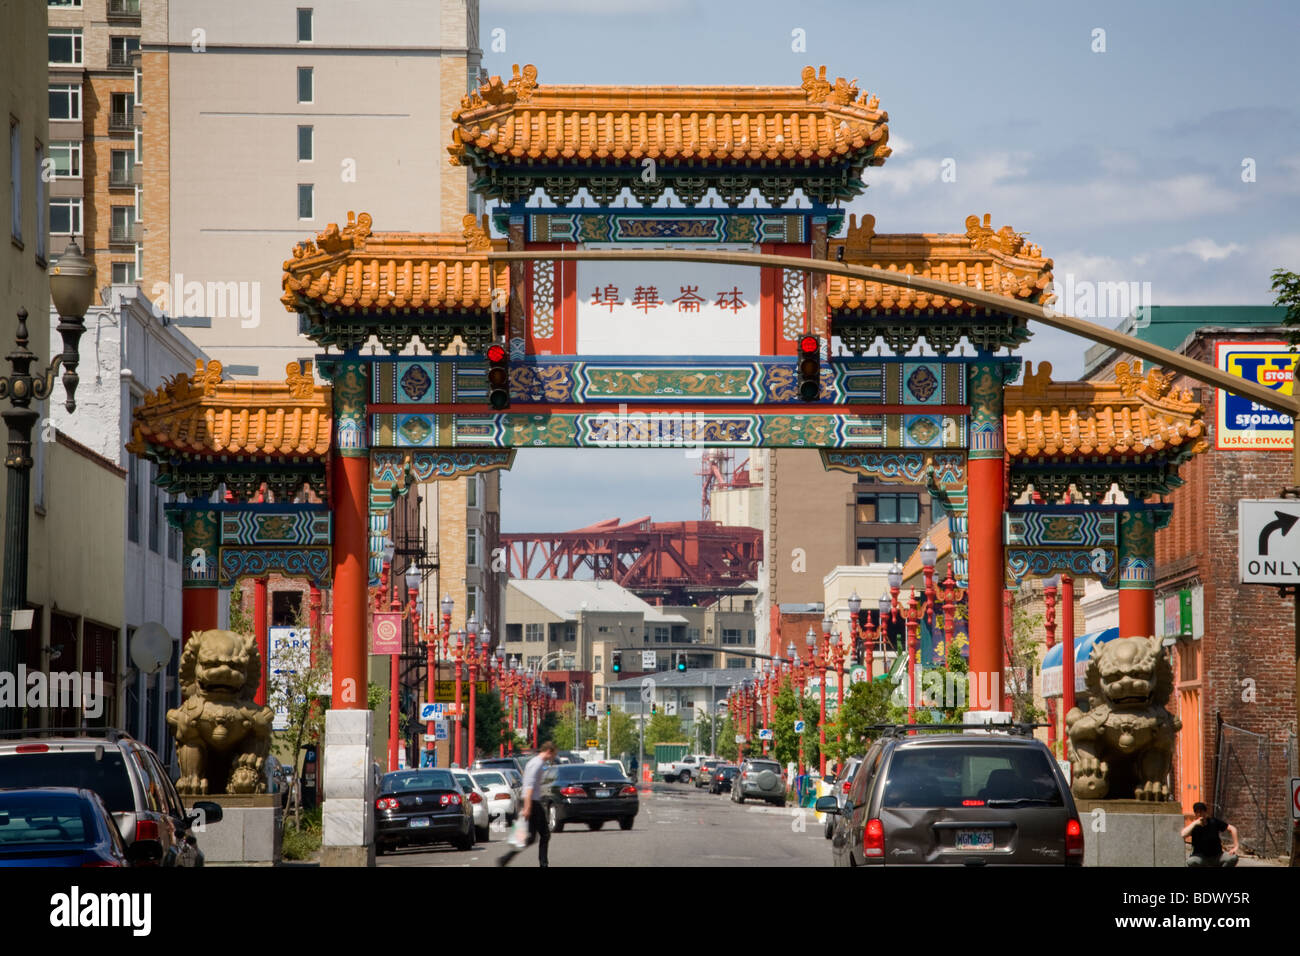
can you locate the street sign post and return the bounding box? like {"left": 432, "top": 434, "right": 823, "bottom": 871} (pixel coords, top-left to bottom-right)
{"left": 734, "top": 734, "right": 746, "bottom": 744}
{"left": 794, "top": 720, "right": 806, "bottom": 734}
{"left": 758, "top": 728, "right": 773, "bottom": 741}
{"left": 1239, "top": 500, "right": 1300, "bottom": 584}
{"left": 585, "top": 701, "right": 598, "bottom": 718}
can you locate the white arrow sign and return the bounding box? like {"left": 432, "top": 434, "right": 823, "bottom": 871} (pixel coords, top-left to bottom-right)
{"left": 585, "top": 701, "right": 598, "bottom": 718}
{"left": 1239, "top": 500, "right": 1300, "bottom": 584}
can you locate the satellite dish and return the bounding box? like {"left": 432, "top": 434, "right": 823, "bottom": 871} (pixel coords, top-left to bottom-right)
{"left": 130, "top": 622, "right": 174, "bottom": 675}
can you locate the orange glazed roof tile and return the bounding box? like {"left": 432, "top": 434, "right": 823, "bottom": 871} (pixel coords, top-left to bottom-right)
{"left": 1004, "top": 361, "right": 1208, "bottom": 459}
{"left": 281, "top": 211, "right": 508, "bottom": 313}
{"left": 448, "top": 64, "right": 890, "bottom": 166}
{"left": 828, "top": 213, "right": 1054, "bottom": 312}
{"left": 127, "top": 359, "right": 331, "bottom": 459}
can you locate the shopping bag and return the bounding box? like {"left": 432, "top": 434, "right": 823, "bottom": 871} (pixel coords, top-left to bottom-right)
{"left": 508, "top": 817, "right": 529, "bottom": 848}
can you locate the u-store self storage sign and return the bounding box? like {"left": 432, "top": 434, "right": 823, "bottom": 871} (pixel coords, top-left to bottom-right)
{"left": 1216, "top": 342, "right": 1296, "bottom": 450}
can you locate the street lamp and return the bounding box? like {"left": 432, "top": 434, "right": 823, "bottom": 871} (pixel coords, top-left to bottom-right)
{"left": 847, "top": 590, "right": 861, "bottom": 666}
{"left": 1043, "top": 574, "right": 1059, "bottom": 752}
{"left": 887, "top": 560, "right": 903, "bottom": 620}
{"left": 921, "top": 537, "right": 938, "bottom": 625}
{"left": 877, "top": 592, "right": 892, "bottom": 666}
{"left": 1, "top": 240, "right": 93, "bottom": 727}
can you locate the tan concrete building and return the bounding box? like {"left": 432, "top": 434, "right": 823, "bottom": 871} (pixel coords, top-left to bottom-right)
{"left": 139, "top": 0, "right": 482, "bottom": 376}
{"left": 46, "top": 0, "right": 144, "bottom": 288}
{"left": 4, "top": 0, "right": 124, "bottom": 728}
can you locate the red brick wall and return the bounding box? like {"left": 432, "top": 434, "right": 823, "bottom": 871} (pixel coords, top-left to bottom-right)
{"left": 1156, "top": 330, "right": 1296, "bottom": 837}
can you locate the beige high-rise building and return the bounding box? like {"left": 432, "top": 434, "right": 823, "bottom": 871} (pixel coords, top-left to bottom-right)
{"left": 140, "top": 0, "right": 481, "bottom": 376}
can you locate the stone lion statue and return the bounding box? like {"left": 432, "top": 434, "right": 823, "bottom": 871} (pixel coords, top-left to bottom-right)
{"left": 1065, "top": 635, "right": 1181, "bottom": 801}
{"left": 167, "top": 630, "right": 274, "bottom": 796}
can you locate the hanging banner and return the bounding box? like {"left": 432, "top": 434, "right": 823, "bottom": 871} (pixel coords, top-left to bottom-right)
{"left": 371, "top": 612, "right": 403, "bottom": 655}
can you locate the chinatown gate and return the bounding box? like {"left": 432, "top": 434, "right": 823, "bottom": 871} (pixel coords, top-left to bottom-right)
{"left": 128, "top": 66, "right": 1217, "bottom": 863}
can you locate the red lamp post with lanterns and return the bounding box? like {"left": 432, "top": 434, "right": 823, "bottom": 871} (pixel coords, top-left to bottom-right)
{"left": 861, "top": 605, "right": 877, "bottom": 679}
{"left": 451, "top": 630, "right": 465, "bottom": 766}
{"left": 887, "top": 560, "right": 903, "bottom": 620}
{"left": 425, "top": 595, "right": 453, "bottom": 766}
{"left": 921, "top": 537, "right": 938, "bottom": 627}
{"left": 902, "top": 590, "right": 923, "bottom": 725}
{"left": 847, "top": 590, "right": 862, "bottom": 666}
{"left": 938, "top": 567, "right": 965, "bottom": 663}
{"left": 465, "top": 616, "right": 482, "bottom": 767}
{"left": 1043, "top": 575, "right": 1059, "bottom": 752}
{"left": 815, "top": 617, "right": 833, "bottom": 777}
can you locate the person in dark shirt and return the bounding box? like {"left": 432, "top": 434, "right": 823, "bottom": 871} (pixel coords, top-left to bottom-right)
{"left": 1182, "top": 802, "right": 1239, "bottom": 866}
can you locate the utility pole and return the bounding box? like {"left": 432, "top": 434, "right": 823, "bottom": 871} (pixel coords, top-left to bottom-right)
{"left": 638, "top": 695, "right": 645, "bottom": 782}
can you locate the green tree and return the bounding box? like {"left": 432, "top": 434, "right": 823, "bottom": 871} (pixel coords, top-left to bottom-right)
{"left": 473, "top": 689, "right": 508, "bottom": 757}
{"left": 824, "top": 678, "right": 904, "bottom": 764}
{"left": 533, "top": 709, "right": 560, "bottom": 749}
{"left": 1272, "top": 269, "right": 1300, "bottom": 347}
{"left": 770, "top": 677, "right": 819, "bottom": 771}
{"left": 597, "top": 707, "right": 638, "bottom": 758}
{"left": 642, "top": 712, "right": 685, "bottom": 752}
{"left": 1008, "top": 602, "right": 1046, "bottom": 725}
{"left": 693, "top": 711, "right": 725, "bottom": 754}
{"left": 553, "top": 702, "right": 598, "bottom": 752}
{"left": 715, "top": 715, "right": 741, "bottom": 761}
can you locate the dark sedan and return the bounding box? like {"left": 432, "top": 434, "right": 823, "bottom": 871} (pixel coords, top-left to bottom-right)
{"left": 0, "top": 788, "right": 153, "bottom": 867}
{"left": 709, "top": 765, "right": 738, "bottom": 794}
{"left": 374, "top": 770, "right": 475, "bottom": 854}
{"left": 541, "top": 764, "right": 638, "bottom": 832}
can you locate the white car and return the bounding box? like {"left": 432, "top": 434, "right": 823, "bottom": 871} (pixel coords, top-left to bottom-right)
{"left": 597, "top": 760, "right": 628, "bottom": 780}
{"left": 452, "top": 770, "right": 491, "bottom": 842}
{"left": 471, "top": 770, "right": 518, "bottom": 825}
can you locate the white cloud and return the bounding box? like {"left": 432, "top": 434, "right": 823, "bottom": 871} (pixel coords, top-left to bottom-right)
{"left": 1164, "top": 238, "right": 1245, "bottom": 262}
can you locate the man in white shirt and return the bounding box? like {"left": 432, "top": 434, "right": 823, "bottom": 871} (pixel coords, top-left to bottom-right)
{"left": 497, "top": 740, "right": 557, "bottom": 867}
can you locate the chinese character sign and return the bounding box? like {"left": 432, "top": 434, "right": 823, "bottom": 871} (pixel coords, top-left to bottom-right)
{"left": 576, "top": 259, "right": 760, "bottom": 355}
{"left": 1215, "top": 342, "right": 1295, "bottom": 450}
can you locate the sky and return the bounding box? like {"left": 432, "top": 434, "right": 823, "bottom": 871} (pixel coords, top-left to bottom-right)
{"left": 486, "top": 0, "right": 1300, "bottom": 532}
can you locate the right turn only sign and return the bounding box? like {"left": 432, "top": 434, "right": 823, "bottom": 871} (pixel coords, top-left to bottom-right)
{"left": 1238, "top": 500, "right": 1300, "bottom": 584}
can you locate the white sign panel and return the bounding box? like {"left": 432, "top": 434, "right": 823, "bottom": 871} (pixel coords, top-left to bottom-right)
{"left": 1238, "top": 500, "right": 1300, "bottom": 584}
{"left": 577, "top": 249, "right": 760, "bottom": 356}
{"left": 267, "top": 627, "right": 310, "bottom": 732}
{"left": 641, "top": 650, "right": 658, "bottom": 670}
{"left": 585, "top": 701, "right": 598, "bottom": 718}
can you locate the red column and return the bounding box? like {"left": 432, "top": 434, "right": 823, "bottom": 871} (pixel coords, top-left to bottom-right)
{"left": 181, "top": 589, "right": 218, "bottom": 646}
{"left": 180, "top": 509, "right": 220, "bottom": 646}
{"left": 1118, "top": 511, "right": 1157, "bottom": 638}
{"left": 1061, "top": 573, "right": 1076, "bottom": 723}
{"left": 966, "top": 459, "right": 1005, "bottom": 711}
{"left": 1002, "top": 589, "right": 1014, "bottom": 713}
{"left": 331, "top": 453, "right": 369, "bottom": 709}
{"left": 253, "top": 577, "right": 269, "bottom": 707}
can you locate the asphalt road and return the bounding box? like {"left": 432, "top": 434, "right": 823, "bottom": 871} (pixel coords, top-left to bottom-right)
{"left": 377, "top": 781, "right": 833, "bottom": 867}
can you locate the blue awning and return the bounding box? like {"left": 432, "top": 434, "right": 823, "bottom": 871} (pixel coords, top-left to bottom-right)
{"left": 1041, "top": 628, "right": 1119, "bottom": 698}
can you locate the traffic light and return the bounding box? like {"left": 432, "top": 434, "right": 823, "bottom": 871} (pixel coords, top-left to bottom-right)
{"left": 797, "top": 335, "right": 820, "bottom": 401}
{"left": 611, "top": 650, "right": 621, "bottom": 673}
{"left": 675, "top": 652, "right": 687, "bottom": 672}
{"left": 487, "top": 343, "right": 509, "bottom": 409}
{"left": 605, "top": 703, "right": 611, "bottom": 716}
{"left": 651, "top": 702, "right": 657, "bottom": 716}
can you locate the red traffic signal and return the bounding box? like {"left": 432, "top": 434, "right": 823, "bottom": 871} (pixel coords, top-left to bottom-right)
{"left": 797, "top": 336, "right": 820, "bottom": 401}
{"left": 487, "top": 343, "right": 509, "bottom": 409}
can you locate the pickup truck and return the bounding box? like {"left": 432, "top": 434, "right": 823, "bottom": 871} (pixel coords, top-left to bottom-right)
{"left": 656, "top": 752, "right": 712, "bottom": 784}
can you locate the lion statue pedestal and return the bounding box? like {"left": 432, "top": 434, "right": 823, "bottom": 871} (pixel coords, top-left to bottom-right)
{"left": 167, "top": 630, "right": 283, "bottom": 864}
{"left": 1065, "top": 635, "right": 1186, "bottom": 866}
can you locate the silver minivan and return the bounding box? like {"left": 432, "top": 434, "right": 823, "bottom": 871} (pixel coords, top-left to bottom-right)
{"left": 732, "top": 757, "right": 786, "bottom": 806}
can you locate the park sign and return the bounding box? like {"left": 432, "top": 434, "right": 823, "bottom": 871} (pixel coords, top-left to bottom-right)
{"left": 1215, "top": 342, "right": 1295, "bottom": 451}
{"left": 1238, "top": 500, "right": 1300, "bottom": 584}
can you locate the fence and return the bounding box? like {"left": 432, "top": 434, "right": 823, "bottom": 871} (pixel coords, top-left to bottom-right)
{"left": 1211, "top": 716, "right": 1297, "bottom": 858}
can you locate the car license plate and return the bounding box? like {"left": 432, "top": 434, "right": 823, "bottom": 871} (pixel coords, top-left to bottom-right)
{"left": 595, "top": 789, "right": 611, "bottom": 798}
{"left": 955, "top": 829, "right": 994, "bottom": 850}
{"left": 409, "top": 817, "right": 430, "bottom": 828}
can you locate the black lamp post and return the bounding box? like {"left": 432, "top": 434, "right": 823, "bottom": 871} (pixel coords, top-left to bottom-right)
{"left": 0, "top": 240, "right": 94, "bottom": 729}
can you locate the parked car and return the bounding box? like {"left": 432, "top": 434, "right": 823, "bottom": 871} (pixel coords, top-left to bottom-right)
{"left": 0, "top": 788, "right": 151, "bottom": 868}
{"left": 657, "top": 752, "right": 710, "bottom": 784}
{"left": 540, "top": 764, "right": 638, "bottom": 832}
{"left": 475, "top": 756, "right": 527, "bottom": 778}
{"left": 818, "top": 725, "right": 1083, "bottom": 866}
{"left": 452, "top": 770, "right": 492, "bottom": 842}
{"left": 0, "top": 728, "right": 221, "bottom": 866}
{"left": 596, "top": 759, "right": 629, "bottom": 780}
{"left": 374, "top": 769, "right": 474, "bottom": 854}
{"left": 824, "top": 755, "right": 865, "bottom": 839}
{"left": 471, "top": 770, "right": 517, "bottom": 825}
{"left": 694, "top": 758, "right": 727, "bottom": 789}
{"left": 709, "top": 765, "right": 739, "bottom": 794}
{"left": 732, "top": 757, "right": 786, "bottom": 806}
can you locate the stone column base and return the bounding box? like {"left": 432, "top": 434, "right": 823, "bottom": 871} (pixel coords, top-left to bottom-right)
{"left": 1075, "top": 799, "right": 1186, "bottom": 867}
{"left": 321, "top": 708, "right": 375, "bottom": 868}
{"left": 193, "top": 794, "right": 282, "bottom": 865}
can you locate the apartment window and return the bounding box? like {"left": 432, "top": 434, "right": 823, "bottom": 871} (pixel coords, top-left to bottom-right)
{"left": 297, "top": 184, "right": 313, "bottom": 220}
{"left": 111, "top": 205, "right": 133, "bottom": 241}
{"left": 49, "top": 197, "right": 81, "bottom": 235}
{"left": 49, "top": 29, "right": 83, "bottom": 66}
{"left": 297, "top": 67, "right": 313, "bottom": 103}
{"left": 565, "top": 624, "right": 575, "bottom": 643}
{"left": 931, "top": 498, "right": 947, "bottom": 524}
{"left": 297, "top": 8, "right": 313, "bottom": 42}
{"left": 49, "top": 141, "right": 80, "bottom": 178}
{"left": 127, "top": 397, "right": 141, "bottom": 542}
{"left": 687, "top": 627, "right": 700, "bottom": 643}
{"left": 721, "top": 629, "right": 742, "bottom": 645}
{"left": 34, "top": 142, "right": 45, "bottom": 262}
{"left": 525, "top": 623, "right": 544, "bottom": 643}
{"left": 110, "top": 92, "right": 135, "bottom": 129}
{"left": 526, "top": 656, "right": 541, "bottom": 671}
{"left": 466, "top": 528, "right": 479, "bottom": 567}
{"left": 746, "top": 629, "right": 755, "bottom": 645}
{"left": 466, "top": 586, "right": 479, "bottom": 624}
{"left": 726, "top": 658, "right": 747, "bottom": 669}
{"left": 466, "top": 475, "right": 479, "bottom": 508}
{"left": 111, "top": 261, "right": 137, "bottom": 284}
{"left": 857, "top": 493, "right": 920, "bottom": 524}
{"left": 594, "top": 655, "right": 602, "bottom": 672}
{"left": 49, "top": 1, "right": 84, "bottom": 7}
{"left": 134, "top": 125, "right": 142, "bottom": 159}
{"left": 654, "top": 626, "right": 669, "bottom": 644}
{"left": 110, "top": 149, "right": 133, "bottom": 185}
{"left": 855, "top": 537, "right": 920, "bottom": 564}
{"left": 594, "top": 686, "right": 602, "bottom": 701}
{"left": 9, "top": 119, "right": 19, "bottom": 242}
{"left": 297, "top": 125, "right": 313, "bottom": 161}
{"left": 109, "top": 36, "right": 139, "bottom": 69}
{"left": 148, "top": 463, "right": 161, "bottom": 553}
{"left": 49, "top": 85, "right": 82, "bottom": 121}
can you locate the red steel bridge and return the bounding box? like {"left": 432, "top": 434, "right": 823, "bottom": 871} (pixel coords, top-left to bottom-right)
{"left": 501, "top": 517, "right": 762, "bottom": 606}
